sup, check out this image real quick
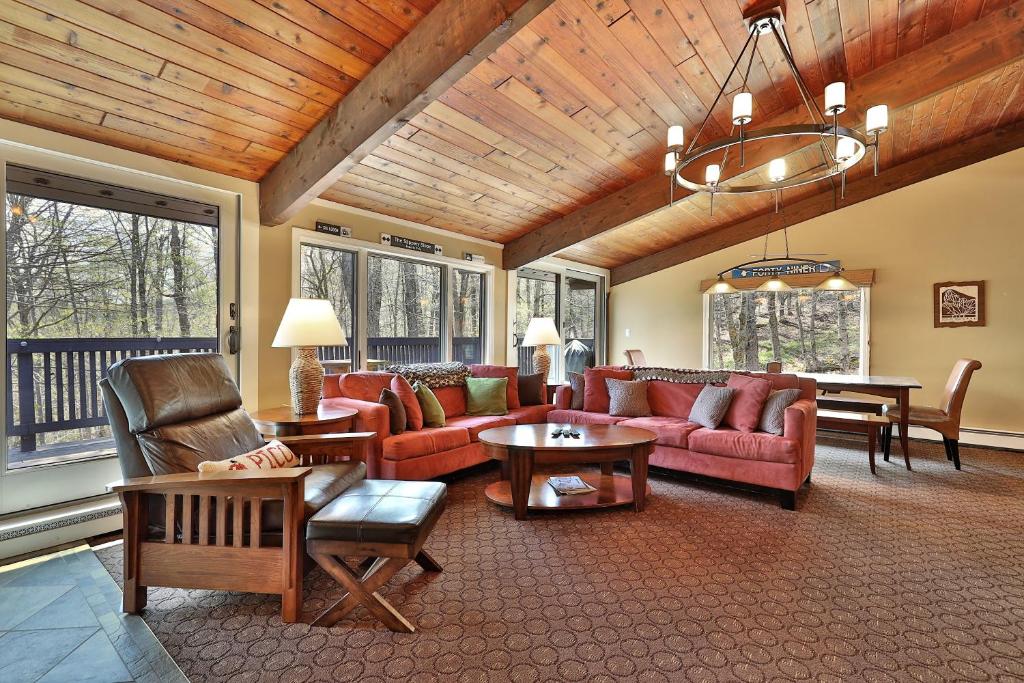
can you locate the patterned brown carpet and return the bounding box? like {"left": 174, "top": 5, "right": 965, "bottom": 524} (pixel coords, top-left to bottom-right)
{"left": 96, "top": 437, "right": 1024, "bottom": 682}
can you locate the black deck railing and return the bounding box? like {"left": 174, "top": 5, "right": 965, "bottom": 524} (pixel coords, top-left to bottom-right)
{"left": 6, "top": 337, "right": 218, "bottom": 453}
{"left": 318, "top": 336, "right": 485, "bottom": 366}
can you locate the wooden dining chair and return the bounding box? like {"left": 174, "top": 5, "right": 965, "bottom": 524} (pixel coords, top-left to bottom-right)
{"left": 623, "top": 349, "right": 647, "bottom": 366}
{"left": 765, "top": 361, "right": 782, "bottom": 373}
{"left": 882, "top": 359, "right": 982, "bottom": 470}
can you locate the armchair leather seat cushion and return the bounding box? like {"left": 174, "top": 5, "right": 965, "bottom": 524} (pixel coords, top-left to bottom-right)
{"left": 617, "top": 416, "right": 701, "bottom": 449}
{"left": 445, "top": 415, "right": 515, "bottom": 441}
{"left": 688, "top": 428, "right": 800, "bottom": 464}
{"left": 382, "top": 427, "right": 471, "bottom": 461}
{"left": 136, "top": 407, "right": 265, "bottom": 475}
{"left": 306, "top": 480, "right": 446, "bottom": 546}
{"left": 261, "top": 461, "right": 367, "bottom": 532}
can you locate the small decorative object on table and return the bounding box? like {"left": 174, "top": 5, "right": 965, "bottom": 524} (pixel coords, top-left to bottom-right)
{"left": 521, "top": 317, "right": 562, "bottom": 379}
{"left": 272, "top": 298, "right": 346, "bottom": 414}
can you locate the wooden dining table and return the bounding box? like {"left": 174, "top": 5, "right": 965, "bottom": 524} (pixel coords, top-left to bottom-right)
{"left": 795, "top": 373, "right": 922, "bottom": 458}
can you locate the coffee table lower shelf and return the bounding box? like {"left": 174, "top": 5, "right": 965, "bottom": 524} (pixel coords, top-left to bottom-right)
{"left": 484, "top": 473, "right": 651, "bottom": 512}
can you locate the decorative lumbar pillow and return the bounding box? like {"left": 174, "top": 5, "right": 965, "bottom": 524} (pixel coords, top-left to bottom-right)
{"left": 413, "top": 381, "right": 446, "bottom": 427}
{"left": 758, "top": 388, "right": 802, "bottom": 435}
{"left": 606, "top": 378, "right": 651, "bottom": 417}
{"left": 517, "top": 372, "right": 545, "bottom": 406}
{"left": 723, "top": 373, "right": 774, "bottom": 432}
{"left": 465, "top": 377, "right": 509, "bottom": 416}
{"left": 198, "top": 440, "right": 297, "bottom": 473}
{"left": 568, "top": 372, "right": 586, "bottom": 410}
{"left": 689, "top": 385, "right": 736, "bottom": 429}
{"left": 378, "top": 388, "right": 407, "bottom": 435}
{"left": 385, "top": 361, "right": 471, "bottom": 388}
{"left": 391, "top": 374, "right": 423, "bottom": 431}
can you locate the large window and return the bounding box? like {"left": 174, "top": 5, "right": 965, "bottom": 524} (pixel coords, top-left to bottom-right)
{"left": 452, "top": 268, "right": 484, "bottom": 364}
{"left": 708, "top": 289, "right": 865, "bottom": 373}
{"left": 299, "top": 244, "right": 355, "bottom": 368}
{"left": 368, "top": 254, "right": 443, "bottom": 364}
{"left": 5, "top": 166, "right": 220, "bottom": 470}
{"left": 514, "top": 269, "right": 557, "bottom": 374}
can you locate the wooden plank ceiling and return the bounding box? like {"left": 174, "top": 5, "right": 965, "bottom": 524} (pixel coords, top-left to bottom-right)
{"left": 1, "top": 0, "right": 1022, "bottom": 277}
{"left": 0, "top": 0, "right": 440, "bottom": 180}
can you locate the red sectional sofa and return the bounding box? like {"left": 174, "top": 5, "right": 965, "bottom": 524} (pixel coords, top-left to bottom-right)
{"left": 321, "top": 368, "right": 554, "bottom": 480}
{"left": 551, "top": 371, "right": 817, "bottom": 509}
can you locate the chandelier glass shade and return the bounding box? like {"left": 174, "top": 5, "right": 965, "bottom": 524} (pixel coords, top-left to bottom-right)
{"left": 665, "top": 5, "right": 888, "bottom": 208}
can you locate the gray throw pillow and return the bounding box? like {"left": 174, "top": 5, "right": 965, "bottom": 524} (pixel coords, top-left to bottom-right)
{"left": 568, "top": 372, "right": 585, "bottom": 410}
{"left": 378, "top": 388, "right": 406, "bottom": 435}
{"left": 689, "top": 385, "right": 736, "bottom": 429}
{"left": 607, "top": 378, "right": 651, "bottom": 417}
{"left": 757, "top": 388, "right": 802, "bottom": 435}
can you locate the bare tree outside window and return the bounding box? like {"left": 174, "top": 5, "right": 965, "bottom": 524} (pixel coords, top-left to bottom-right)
{"left": 452, "top": 269, "right": 484, "bottom": 364}
{"left": 6, "top": 194, "right": 219, "bottom": 466}
{"left": 299, "top": 245, "right": 355, "bottom": 361}
{"left": 367, "top": 254, "right": 442, "bottom": 363}
{"left": 709, "top": 289, "right": 862, "bottom": 373}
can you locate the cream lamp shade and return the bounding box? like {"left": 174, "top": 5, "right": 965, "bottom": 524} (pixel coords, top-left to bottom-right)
{"left": 521, "top": 317, "right": 562, "bottom": 347}
{"left": 272, "top": 298, "right": 346, "bottom": 348}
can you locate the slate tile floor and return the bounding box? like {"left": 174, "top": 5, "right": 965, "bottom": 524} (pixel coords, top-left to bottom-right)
{"left": 0, "top": 545, "right": 185, "bottom": 683}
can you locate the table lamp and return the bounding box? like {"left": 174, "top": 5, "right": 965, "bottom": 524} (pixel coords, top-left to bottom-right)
{"left": 522, "top": 317, "right": 562, "bottom": 379}
{"left": 272, "top": 298, "right": 346, "bottom": 414}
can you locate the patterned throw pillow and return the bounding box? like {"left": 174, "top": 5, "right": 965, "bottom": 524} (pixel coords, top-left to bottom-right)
{"left": 607, "top": 378, "right": 651, "bottom": 417}
{"left": 378, "top": 387, "right": 407, "bottom": 435}
{"left": 758, "top": 389, "right": 802, "bottom": 435}
{"left": 517, "top": 372, "right": 545, "bottom": 406}
{"left": 385, "top": 362, "right": 471, "bottom": 388}
{"left": 689, "top": 385, "right": 736, "bottom": 429}
{"left": 198, "top": 440, "right": 297, "bottom": 472}
{"left": 629, "top": 367, "right": 738, "bottom": 384}
{"left": 568, "top": 372, "right": 585, "bottom": 410}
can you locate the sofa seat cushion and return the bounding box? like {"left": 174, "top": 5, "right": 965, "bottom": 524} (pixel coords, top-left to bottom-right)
{"left": 617, "top": 416, "right": 701, "bottom": 449}
{"left": 507, "top": 404, "right": 555, "bottom": 425}
{"left": 446, "top": 414, "right": 516, "bottom": 441}
{"left": 261, "top": 461, "right": 367, "bottom": 532}
{"left": 307, "top": 480, "right": 446, "bottom": 545}
{"left": 688, "top": 428, "right": 800, "bottom": 464}
{"left": 382, "top": 426, "right": 471, "bottom": 461}
{"left": 547, "top": 409, "right": 626, "bottom": 425}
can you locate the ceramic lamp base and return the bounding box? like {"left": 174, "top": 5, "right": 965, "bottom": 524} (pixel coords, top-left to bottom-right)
{"left": 289, "top": 346, "right": 324, "bottom": 415}
{"left": 532, "top": 346, "right": 551, "bottom": 380}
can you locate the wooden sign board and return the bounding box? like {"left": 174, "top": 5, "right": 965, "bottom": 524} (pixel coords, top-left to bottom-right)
{"left": 730, "top": 260, "right": 840, "bottom": 278}
{"left": 315, "top": 221, "right": 351, "bottom": 238}
{"left": 381, "top": 233, "right": 442, "bottom": 255}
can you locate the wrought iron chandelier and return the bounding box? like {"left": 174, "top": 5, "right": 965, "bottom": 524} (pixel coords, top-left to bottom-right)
{"left": 665, "top": 2, "right": 889, "bottom": 214}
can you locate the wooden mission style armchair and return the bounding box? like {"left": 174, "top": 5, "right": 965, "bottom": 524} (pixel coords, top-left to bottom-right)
{"left": 101, "top": 353, "right": 373, "bottom": 623}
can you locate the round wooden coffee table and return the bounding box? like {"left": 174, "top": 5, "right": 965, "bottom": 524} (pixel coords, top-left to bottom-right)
{"left": 479, "top": 424, "right": 657, "bottom": 520}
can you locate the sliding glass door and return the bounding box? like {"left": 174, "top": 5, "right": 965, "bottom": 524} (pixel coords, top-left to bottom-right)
{"left": 299, "top": 243, "right": 356, "bottom": 373}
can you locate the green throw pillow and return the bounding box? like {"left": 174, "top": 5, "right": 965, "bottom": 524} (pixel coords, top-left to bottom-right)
{"left": 465, "top": 377, "right": 509, "bottom": 416}
{"left": 413, "top": 381, "right": 446, "bottom": 427}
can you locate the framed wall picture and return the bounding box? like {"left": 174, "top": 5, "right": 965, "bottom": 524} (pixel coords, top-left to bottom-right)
{"left": 934, "top": 281, "right": 985, "bottom": 328}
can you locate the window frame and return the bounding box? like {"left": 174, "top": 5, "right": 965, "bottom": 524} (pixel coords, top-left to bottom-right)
{"left": 701, "top": 287, "right": 872, "bottom": 374}
{"left": 290, "top": 227, "right": 496, "bottom": 368}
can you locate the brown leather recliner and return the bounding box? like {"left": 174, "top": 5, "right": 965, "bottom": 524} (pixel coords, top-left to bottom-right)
{"left": 102, "top": 352, "right": 373, "bottom": 622}
{"left": 883, "top": 358, "right": 982, "bottom": 470}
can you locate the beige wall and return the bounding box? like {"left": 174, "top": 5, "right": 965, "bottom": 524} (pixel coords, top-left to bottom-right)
{"left": 257, "top": 200, "right": 507, "bottom": 408}
{"left": 609, "top": 147, "right": 1024, "bottom": 434}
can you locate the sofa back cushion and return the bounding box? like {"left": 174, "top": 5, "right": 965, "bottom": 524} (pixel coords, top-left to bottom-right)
{"left": 339, "top": 372, "right": 394, "bottom": 402}
{"left": 723, "top": 373, "right": 773, "bottom": 432}
{"left": 583, "top": 367, "right": 633, "bottom": 413}
{"left": 433, "top": 385, "right": 467, "bottom": 419}
{"left": 647, "top": 381, "right": 704, "bottom": 419}
{"left": 469, "top": 365, "right": 520, "bottom": 408}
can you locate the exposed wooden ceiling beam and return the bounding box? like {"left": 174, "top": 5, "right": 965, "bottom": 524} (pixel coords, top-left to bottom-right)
{"left": 259, "top": 0, "right": 555, "bottom": 226}
{"left": 610, "top": 118, "right": 1024, "bottom": 285}
{"left": 502, "top": 0, "right": 1024, "bottom": 270}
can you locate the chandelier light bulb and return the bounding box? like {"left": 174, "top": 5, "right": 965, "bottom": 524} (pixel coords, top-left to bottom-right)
{"left": 768, "top": 158, "right": 786, "bottom": 182}
{"left": 667, "top": 124, "right": 684, "bottom": 150}
{"left": 664, "top": 151, "right": 677, "bottom": 176}
{"left": 732, "top": 92, "right": 753, "bottom": 125}
{"left": 866, "top": 105, "right": 889, "bottom": 134}
{"left": 824, "top": 82, "right": 846, "bottom": 114}
{"left": 835, "top": 137, "right": 856, "bottom": 162}
{"left": 705, "top": 164, "right": 721, "bottom": 185}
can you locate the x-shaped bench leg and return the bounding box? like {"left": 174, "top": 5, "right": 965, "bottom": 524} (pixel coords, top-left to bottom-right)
{"left": 312, "top": 554, "right": 414, "bottom": 631}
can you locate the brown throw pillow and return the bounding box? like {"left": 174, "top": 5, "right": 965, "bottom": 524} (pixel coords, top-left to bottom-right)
{"left": 517, "top": 372, "right": 545, "bottom": 406}
{"left": 568, "top": 372, "right": 585, "bottom": 410}
{"left": 607, "top": 378, "right": 651, "bottom": 417}
{"left": 378, "top": 388, "right": 406, "bottom": 435}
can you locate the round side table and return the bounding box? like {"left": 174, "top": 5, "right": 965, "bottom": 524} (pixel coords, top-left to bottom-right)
{"left": 250, "top": 404, "right": 357, "bottom": 438}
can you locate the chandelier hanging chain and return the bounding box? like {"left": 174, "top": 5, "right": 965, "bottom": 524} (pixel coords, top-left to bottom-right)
{"left": 684, "top": 29, "right": 756, "bottom": 157}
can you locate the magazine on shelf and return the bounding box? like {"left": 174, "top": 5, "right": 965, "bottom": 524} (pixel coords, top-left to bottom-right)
{"left": 547, "top": 475, "right": 597, "bottom": 496}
